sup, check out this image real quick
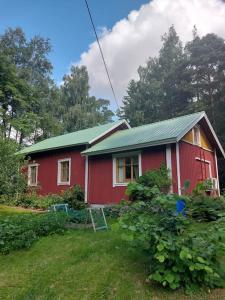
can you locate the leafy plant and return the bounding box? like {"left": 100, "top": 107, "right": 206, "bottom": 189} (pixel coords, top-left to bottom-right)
{"left": 117, "top": 195, "right": 225, "bottom": 292}
{"left": 192, "top": 180, "right": 212, "bottom": 196}
{"left": 61, "top": 185, "right": 86, "bottom": 210}
{"left": 0, "top": 212, "right": 68, "bottom": 254}
{"left": 187, "top": 195, "right": 225, "bottom": 222}
{"left": 126, "top": 164, "right": 171, "bottom": 201}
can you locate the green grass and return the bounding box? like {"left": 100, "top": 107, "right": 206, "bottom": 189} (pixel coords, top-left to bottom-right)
{"left": 0, "top": 205, "right": 34, "bottom": 215}
{"left": 0, "top": 205, "right": 225, "bottom": 300}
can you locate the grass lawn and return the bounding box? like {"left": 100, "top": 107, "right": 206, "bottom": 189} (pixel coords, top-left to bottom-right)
{"left": 0, "top": 205, "right": 225, "bottom": 300}
{"left": 0, "top": 205, "right": 35, "bottom": 215}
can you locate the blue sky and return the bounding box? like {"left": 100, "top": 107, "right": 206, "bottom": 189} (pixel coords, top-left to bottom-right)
{"left": 0, "top": 0, "right": 148, "bottom": 84}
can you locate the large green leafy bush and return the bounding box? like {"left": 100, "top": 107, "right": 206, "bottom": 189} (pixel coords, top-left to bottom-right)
{"left": 61, "top": 185, "right": 86, "bottom": 210}
{"left": 0, "top": 212, "right": 68, "bottom": 254}
{"left": 126, "top": 164, "right": 171, "bottom": 201}
{"left": 117, "top": 195, "right": 225, "bottom": 292}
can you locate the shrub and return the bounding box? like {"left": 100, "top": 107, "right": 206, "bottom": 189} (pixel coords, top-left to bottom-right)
{"left": 126, "top": 164, "right": 171, "bottom": 202}
{"left": 0, "top": 212, "right": 68, "bottom": 254}
{"left": 187, "top": 195, "right": 225, "bottom": 222}
{"left": 61, "top": 185, "right": 86, "bottom": 210}
{"left": 117, "top": 196, "right": 225, "bottom": 292}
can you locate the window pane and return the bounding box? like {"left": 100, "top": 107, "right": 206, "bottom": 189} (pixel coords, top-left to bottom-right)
{"left": 133, "top": 164, "right": 139, "bottom": 180}
{"left": 116, "top": 155, "right": 139, "bottom": 183}
{"left": 30, "top": 166, "right": 37, "bottom": 184}
{"left": 194, "top": 127, "right": 200, "bottom": 145}
{"left": 61, "top": 161, "right": 69, "bottom": 182}
{"left": 117, "top": 158, "right": 124, "bottom": 182}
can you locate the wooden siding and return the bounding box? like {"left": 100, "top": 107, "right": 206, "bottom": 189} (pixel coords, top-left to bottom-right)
{"left": 28, "top": 146, "right": 86, "bottom": 195}
{"left": 88, "top": 146, "right": 166, "bottom": 204}
{"left": 179, "top": 141, "right": 216, "bottom": 193}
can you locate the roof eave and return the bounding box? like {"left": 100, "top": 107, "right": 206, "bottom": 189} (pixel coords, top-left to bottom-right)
{"left": 20, "top": 142, "right": 89, "bottom": 156}
{"left": 82, "top": 138, "right": 177, "bottom": 156}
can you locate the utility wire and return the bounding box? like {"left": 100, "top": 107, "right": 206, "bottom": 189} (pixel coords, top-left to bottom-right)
{"left": 84, "top": 0, "right": 120, "bottom": 110}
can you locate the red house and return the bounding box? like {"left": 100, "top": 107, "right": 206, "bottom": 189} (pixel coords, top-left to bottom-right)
{"left": 20, "top": 112, "right": 224, "bottom": 205}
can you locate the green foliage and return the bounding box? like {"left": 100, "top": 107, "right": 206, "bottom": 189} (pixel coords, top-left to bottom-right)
{"left": 0, "top": 192, "right": 63, "bottom": 210}
{"left": 118, "top": 197, "right": 225, "bottom": 292}
{"left": 187, "top": 195, "right": 225, "bottom": 222}
{"left": 192, "top": 180, "right": 212, "bottom": 196}
{"left": 0, "top": 137, "right": 26, "bottom": 196}
{"left": 61, "top": 185, "right": 86, "bottom": 210}
{"left": 126, "top": 164, "right": 171, "bottom": 201}
{"left": 119, "top": 26, "right": 225, "bottom": 190}
{"left": 0, "top": 212, "right": 68, "bottom": 254}
{"left": 60, "top": 65, "right": 114, "bottom": 133}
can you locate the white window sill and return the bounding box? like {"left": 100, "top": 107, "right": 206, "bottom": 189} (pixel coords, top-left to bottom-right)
{"left": 113, "top": 182, "right": 129, "bottom": 187}
{"left": 57, "top": 182, "right": 70, "bottom": 186}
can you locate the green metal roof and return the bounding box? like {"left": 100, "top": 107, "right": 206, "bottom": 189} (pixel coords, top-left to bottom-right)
{"left": 83, "top": 112, "right": 207, "bottom": 156}
{"left": 19, "top": 120, "right": 128, "bottom": 155}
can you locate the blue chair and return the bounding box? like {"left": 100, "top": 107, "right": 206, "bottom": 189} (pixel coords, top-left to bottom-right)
{"left": 176, "top": 200, "right": 186, "bottom": 216}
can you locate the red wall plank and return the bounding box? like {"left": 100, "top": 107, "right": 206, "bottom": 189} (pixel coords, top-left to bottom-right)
{"left": 88, "top": 146, "right": 166, "bottom": 204}
{"left": 179, "top": 141, "right": 216, "bottom": 193}
{"left": 28, "top": 146, "right": 86, "bottom": 195}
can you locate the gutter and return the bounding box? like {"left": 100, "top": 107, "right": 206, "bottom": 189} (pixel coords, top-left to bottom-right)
{"left": 81, "top": 137, "right": 177, "bottom": 157}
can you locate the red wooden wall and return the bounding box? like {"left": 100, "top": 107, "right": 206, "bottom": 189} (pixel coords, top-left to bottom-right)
{"left": 179, "top": 141, "right": 216, "bottom": 193}
{"left": 88, "top": 146, "right": 166, "bottom": 204}
{"left": 29, "top": 146, "right": 86, "bottom": 195}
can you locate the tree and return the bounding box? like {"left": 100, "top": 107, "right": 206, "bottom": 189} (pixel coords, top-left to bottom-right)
{"left": 60, "top": 65, "right": 114, "bottom": 132}
{"left": 0, "top": 27, "right": 59, "bottom": 143}
{"left": 120, "top": 26, "right": 191, "bottom": 125}
{"left": 0, "top": 54, "right": 29, "bottom": 139}
{"left": 0, "top": 137, "right": 26, "bottom": 196}
{"left": 120, "top": 27, "right": 225, "bottom": 189}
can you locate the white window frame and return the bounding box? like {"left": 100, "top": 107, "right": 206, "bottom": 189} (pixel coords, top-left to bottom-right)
{"left": 112, "top": 152, "right": 142, "bottom": 187}
{"left": 28, "top": 163, "right": 39, "bottom": 187}
{"left": 57, "top": 158, "right": 71, "bottom": 185}
{"left": 192, "top": 125, "right": 201, "bottom": 146}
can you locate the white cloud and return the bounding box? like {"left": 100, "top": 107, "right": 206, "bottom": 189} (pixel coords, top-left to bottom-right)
{"left": 76, "top": 0, "right": 225, "bottom": 108}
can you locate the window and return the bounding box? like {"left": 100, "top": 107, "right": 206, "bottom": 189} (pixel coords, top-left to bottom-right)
{"left": 57, "top": 158, "right": 71, "bottom": 185}
{"left": 193, "top": 126, "right": 201, "bottom": 146}
{"left": 28, "top": 164, "right": 38, "bottom": 186}
{"left": 114, "top": 154, "right": 141, "bottom": 185}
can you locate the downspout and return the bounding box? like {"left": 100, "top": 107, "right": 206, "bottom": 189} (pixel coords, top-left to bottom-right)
{"left": 84, "top": 146, "right": 89, "bottom": 203}
{"left": 214, "top": 150, "right": 220, "bottom": 196}
{"left": 176, "top": 142, "right": 181, "bottom": 195}
{"left": 166, "top": 144, "right": 173, "bottom": 193}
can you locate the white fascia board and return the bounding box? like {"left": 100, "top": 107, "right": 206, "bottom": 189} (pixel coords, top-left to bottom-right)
{"left": 177, "top": 112, "right": 225, "bottom": 159}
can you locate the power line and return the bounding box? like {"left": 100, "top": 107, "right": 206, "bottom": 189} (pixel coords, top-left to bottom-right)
{"left": 84, "top": 0, "right": 120, "bottom": 110}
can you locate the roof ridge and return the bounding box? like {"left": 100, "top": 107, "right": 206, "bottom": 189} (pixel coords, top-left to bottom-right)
{"left": 127, "top": 111, "right": 205, "bottom": 131}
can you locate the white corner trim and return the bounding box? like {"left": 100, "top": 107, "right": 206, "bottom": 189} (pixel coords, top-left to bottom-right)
{"left": 112, "top": 152, "right": 142, "bottom": 187}
{"left": 166, "top": 144, "right": 173, "bottom": 193}
{"left": 214, "top": 150, "right": 220, "bottom": 196}
{"left": 138, "top": 153, "right": 142, "bottom": 177}
{"left": 28, "top": 163, "right": 39, "bottom": 186}
{"left": 89, "top": 120, "right": 131, "bottom": 145}
{"left": 176, "top": 143, "right": 181, "bottom": 195}
{"left": 57, "top": 158, "right": 71, "bottom": 185}
{"left": 85, "top": 155, "right": 89, "bottom": 203}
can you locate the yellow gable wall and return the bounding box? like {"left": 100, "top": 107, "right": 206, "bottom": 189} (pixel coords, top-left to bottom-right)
{"left": 182, "top": 127, "right": 212, "bottom": 151}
